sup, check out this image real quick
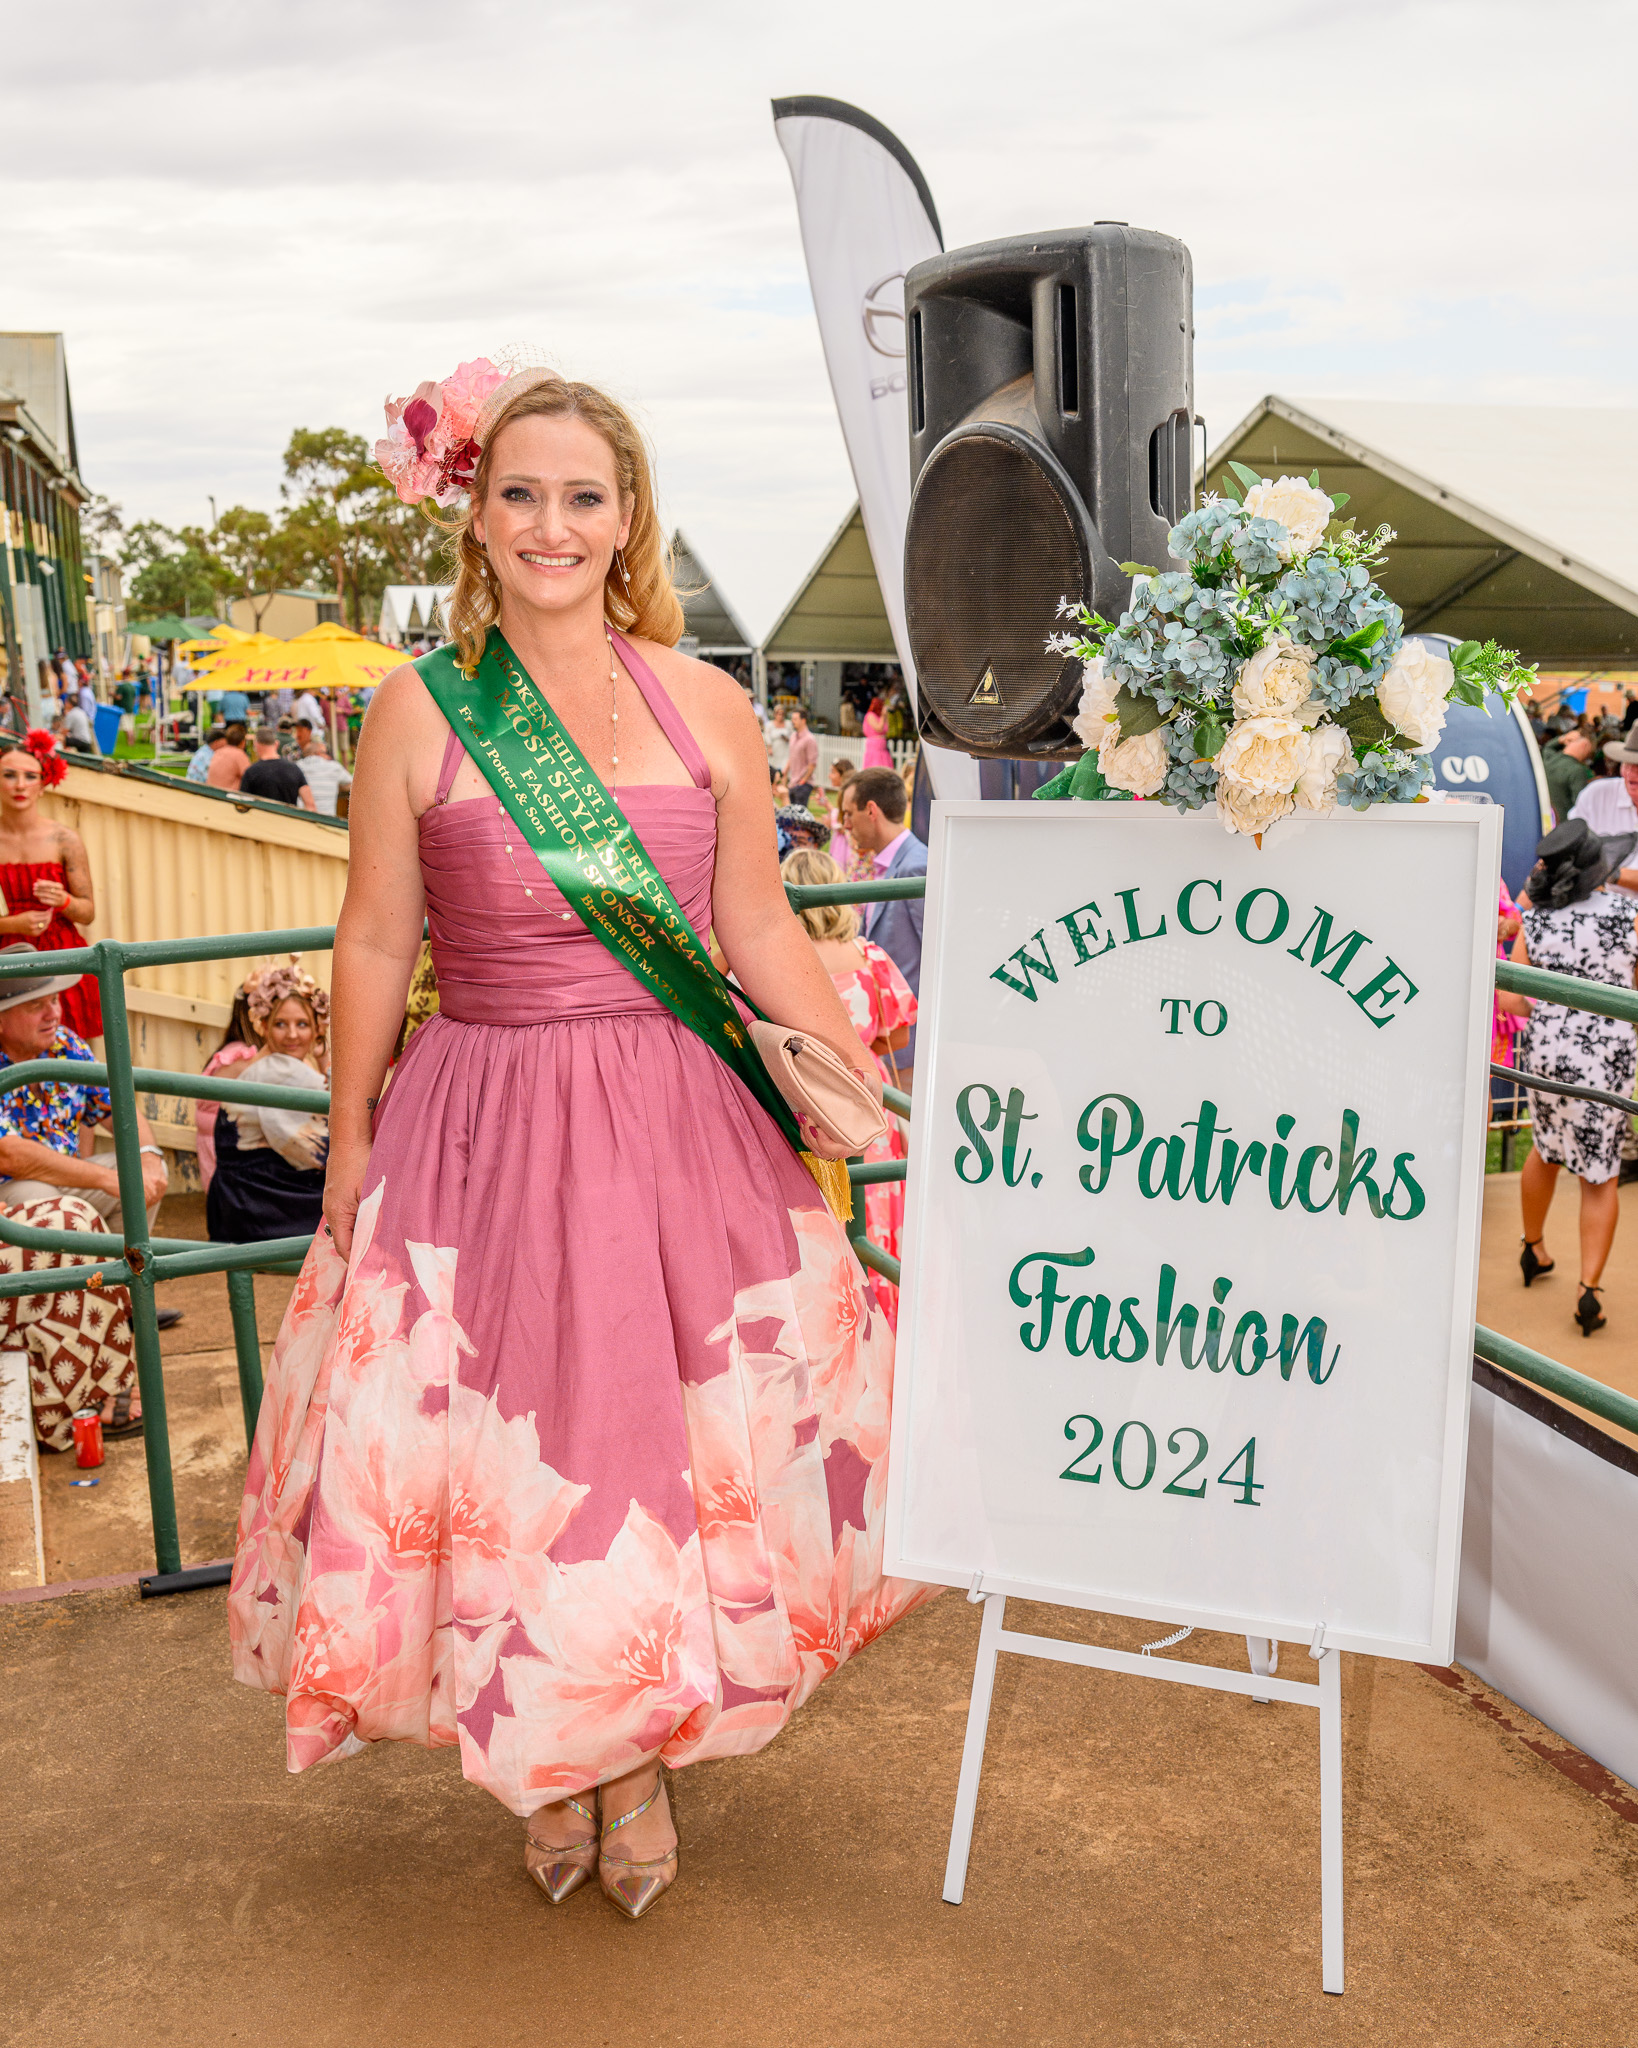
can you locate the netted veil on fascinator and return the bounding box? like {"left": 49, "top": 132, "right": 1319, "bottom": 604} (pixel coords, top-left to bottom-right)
{"left": 376, "top": 350, "right": 561, "bottom": 507}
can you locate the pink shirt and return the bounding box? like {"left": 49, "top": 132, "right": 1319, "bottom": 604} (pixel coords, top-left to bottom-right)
{"left": 787, "top": 729, "right": 818, "bottom": 785}
{"left": 872, "top": 827, "right": 911, "bottom": 876}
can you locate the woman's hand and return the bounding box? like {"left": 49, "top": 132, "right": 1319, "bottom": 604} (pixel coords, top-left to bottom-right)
{"left": 33, "top": 879, "right": 68, "bottom": 909}
{"left": 323, "top": 1134, "right": 373, "bottom": 1261}
{"left": 1, "top": 907, "right": 52, "bottom": 937}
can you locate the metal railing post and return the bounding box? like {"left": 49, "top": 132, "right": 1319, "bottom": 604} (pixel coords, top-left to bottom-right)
{"left": 226, "top": 1269, "right": 264, "bottom": 1455}
{"left": 97, "top": 943, "right": 181, "bottom": 1577}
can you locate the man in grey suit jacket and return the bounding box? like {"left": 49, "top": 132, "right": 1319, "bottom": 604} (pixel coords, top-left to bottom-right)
{"left": 840, "top": 766, "right": 928, "bottom": 1090}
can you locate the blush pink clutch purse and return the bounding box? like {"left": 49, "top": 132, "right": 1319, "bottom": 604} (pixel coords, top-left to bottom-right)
{"left": 749, "top": 1021, "right": 889, "bottom": 1161}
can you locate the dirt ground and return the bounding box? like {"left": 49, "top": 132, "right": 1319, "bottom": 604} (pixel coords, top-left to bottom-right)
{"left": 2, "top": 1587, "right": 1635, "bottom": 2047}
{"left": 1480, "top": 1171, "right": 1638, "bottom": 1452}
{"left": 33, "top": 1192, "right": 294, "bottom": 1585}
{"left": 4, "top": 1188, "right": 1636, "bottom": 2045}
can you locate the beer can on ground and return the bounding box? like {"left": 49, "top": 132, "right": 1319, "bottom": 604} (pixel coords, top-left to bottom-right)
{"left": 72, "top": 1409, "right": 104, "bottom": 1468}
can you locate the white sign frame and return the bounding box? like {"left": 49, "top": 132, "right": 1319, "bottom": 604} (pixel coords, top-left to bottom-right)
{"left": 884, "top": 799, "right": 1502, "bottom": 1994}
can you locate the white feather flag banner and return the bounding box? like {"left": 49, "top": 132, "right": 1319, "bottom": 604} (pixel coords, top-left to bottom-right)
{"left": 772, "top": 96, "right": 979, "bottom": 800}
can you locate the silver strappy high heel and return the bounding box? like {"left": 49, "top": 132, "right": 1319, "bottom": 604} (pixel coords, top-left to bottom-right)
{"left": 598, "top": 1772, "right": 678, "bottom": 1920}
{"left": 524, "top": 1794, "right": 599, "bottom": 1903}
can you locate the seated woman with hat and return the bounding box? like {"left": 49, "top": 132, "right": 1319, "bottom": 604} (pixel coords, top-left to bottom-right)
{"left": 0, "top": 942, "right": 173, "bottom": 1256}
{"left": 0, "top": 940, "right": 173, "bottom": 1444}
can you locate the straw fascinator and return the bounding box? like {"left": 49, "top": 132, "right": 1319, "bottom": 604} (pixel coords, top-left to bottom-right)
{"left": 376, "top": 351, "right": 561, "bottom": 507}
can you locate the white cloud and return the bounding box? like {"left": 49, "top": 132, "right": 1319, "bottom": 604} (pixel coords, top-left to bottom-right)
{"left": 2, "top": 0, "right": 1630, "bottom": 634}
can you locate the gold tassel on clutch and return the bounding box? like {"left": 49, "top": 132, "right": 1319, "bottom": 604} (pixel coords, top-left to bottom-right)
{"left": 800, "top": 1151, "right": 854, "bottom": 1223}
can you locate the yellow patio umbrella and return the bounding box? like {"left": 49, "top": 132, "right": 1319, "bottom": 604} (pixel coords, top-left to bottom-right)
{"left": 280, "top": 622, "right": 408, "bottom": 691}
{"left": 174, "top": 638, "right": 226, "bottom": 657}
{"left": 191, "top": 633, "right": 288, "bottom": 683}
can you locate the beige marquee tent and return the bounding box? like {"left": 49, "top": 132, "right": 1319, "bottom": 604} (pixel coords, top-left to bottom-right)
{"left": 1202, "top": 397, "right": 1638, "bottom": 668}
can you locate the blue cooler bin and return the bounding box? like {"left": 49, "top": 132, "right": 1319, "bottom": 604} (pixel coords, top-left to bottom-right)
{"left": 93, "top": 703, "right": 123, "bottom": 756}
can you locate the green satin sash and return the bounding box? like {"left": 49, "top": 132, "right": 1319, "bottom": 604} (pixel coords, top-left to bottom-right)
{"left": 415, "top": 627, "right": 809, "bottom": 1162}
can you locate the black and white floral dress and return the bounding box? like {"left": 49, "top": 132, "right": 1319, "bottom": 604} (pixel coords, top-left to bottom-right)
{"left": 1519, "top": 885, "right": 1638, "bottom": 1182}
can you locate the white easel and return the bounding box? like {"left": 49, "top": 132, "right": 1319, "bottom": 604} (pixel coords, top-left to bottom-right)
{"left": 943, "top": 1585, "right": 1345, "bottom": 1996}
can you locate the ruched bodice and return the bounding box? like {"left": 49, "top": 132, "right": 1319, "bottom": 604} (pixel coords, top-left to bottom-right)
{"left": 416, "top": 632, "right": 716, "bottom": 1025}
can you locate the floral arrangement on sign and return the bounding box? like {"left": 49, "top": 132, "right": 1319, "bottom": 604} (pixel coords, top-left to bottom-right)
{"left": 1038, "top": 466, "right": 1536, "bottom": 836}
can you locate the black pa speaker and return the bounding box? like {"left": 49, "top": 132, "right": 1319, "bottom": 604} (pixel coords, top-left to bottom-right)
{"left": 903, "top": 225, "right": 1193, "bottom": 759}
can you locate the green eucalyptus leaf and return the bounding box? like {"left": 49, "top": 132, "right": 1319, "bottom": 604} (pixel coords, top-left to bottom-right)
{"left": 1032, "top": 764, "right": 1075, "bottom": 801}
{"left": 1193, "top": 709, "right": 1228, "bottom": 760}
{"left": 1118, "top": 562, "right": 1160, "bottom": 577}
{"left": 1329, "top": 491, "right": 1350, "bottom": 509}
{"left": 1452, "top": 639, "right": 1484, "bottom": 668}
{"left": 1218, "top": 473, "right": 1242, "bottom": 504}
{"left": 1308, "top": 470, "right": 1320, "bottom": 488}
{"left": 1111, "top": 684, "right": 1165, "bottom": 737}
{"left": 1228, "top": 460, "right": 1265, "bottom": 492}
{"left": 1333, "top": 694, "right": 1411, "bottom": 755}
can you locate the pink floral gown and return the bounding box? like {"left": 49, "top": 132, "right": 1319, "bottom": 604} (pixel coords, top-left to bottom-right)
{"left": 829, "top": 940, "right": 915, "bottom": 1327}
{"left": 229, "top": 636, "right": 934, "bottom": 1818}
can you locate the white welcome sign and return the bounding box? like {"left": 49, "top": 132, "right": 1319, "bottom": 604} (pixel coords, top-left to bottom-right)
{"left": 885, "top": 800, "right": 1501, "bottom": 1990}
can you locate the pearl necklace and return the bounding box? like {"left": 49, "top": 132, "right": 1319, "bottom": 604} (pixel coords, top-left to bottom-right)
{"left": 498, "top": 625, "right": 621, "bottom": 921}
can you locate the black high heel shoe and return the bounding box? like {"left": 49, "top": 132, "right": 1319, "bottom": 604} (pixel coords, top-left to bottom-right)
{"left": 1576, "top": 1284, "right": 1605, "bottom": 1337}
{"left": 1520, "top": 1238, "right": 1555, "bottom": 1287}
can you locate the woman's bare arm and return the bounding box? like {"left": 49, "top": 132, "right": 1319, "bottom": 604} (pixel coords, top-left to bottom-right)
{"left": 41, "top": 825, "right": 94, "bottom": 924}
{"left": 690, "top": 670, "right": 881, "bottom": 1094}
{"left": 323, "top": 667, "right": 440, "bottom": 1255}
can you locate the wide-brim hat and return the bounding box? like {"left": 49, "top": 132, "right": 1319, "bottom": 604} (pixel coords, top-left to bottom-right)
{"left": 1526, "top": 820, "right": 1638, "bottom": 909}
{"left": 0, "top": 942, "right": 83, "bottom": 1012}
{"left": 1603, "top": 738, "right": 1638, "bottom": 766}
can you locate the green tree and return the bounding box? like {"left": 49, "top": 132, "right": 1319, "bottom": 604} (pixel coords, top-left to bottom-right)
{"left": 211, "top": 506, "right": 297, "bottom": 630}
{"left": 281, "top": 427, "right": 445, "bottom": 632}
{"left": 121, "top": 520, "right": 223, "bottom": 621}
{"left": 81, "top": 494, "right": 125, "bottom": 554}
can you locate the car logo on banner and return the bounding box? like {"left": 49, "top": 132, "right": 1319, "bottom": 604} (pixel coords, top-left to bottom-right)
{"left": 862, "top": 271, "right": 908, "bottom": 402}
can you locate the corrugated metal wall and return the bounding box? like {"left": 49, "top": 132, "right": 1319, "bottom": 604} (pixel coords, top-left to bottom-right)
{"left": 42, "top": 767, "right": 349, "bottom": 1187}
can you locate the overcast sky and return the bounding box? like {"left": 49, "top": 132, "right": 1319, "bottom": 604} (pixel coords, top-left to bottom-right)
{"left": 3, "top": 0, "right": 1631, "bottom": 636}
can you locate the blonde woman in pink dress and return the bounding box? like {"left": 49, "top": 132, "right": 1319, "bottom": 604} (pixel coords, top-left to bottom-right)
{"left": 229, "top": 363, "right": 933, "bottom": 1920}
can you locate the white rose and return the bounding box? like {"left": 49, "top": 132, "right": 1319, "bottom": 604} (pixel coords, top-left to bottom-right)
{"left": 1215, "top": 714, "right": 1311, "bottom": 795}
{"left": 1293, "top": 722, "right": 1354, "bottom": 814}
{"left": 1232, "top": 636, "right": 1316, "bottom": 720}
{"left": 1217, "top": 779, "right": 1294, "bottom": 837}
{"left": 1070, "top": 656, "right": 1120, "bottom": 750}
{"left": 1241, "top": 475, "right": 1334, "bottom": 560}
{"left": 1098, "top": 725, "right": 1168, "bottom": 798}
{"left": 1376, "top": 640, "right": 1453, "bottom": 753}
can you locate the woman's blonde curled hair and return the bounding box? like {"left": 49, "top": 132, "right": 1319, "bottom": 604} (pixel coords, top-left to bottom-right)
{"left": 440, "top": 374, "right": 684, "bottom": 671}
{"left": 780, "top": 848, "right": 858, "bottom": 944}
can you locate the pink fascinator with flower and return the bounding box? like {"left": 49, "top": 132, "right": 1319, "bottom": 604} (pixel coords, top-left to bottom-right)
{"left": 376, "top": 355, "right": 561, "bottom": 507}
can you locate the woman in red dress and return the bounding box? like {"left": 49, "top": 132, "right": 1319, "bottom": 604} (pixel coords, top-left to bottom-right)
{"left": 0, "top": 735, "right": 100, "bottom": 1042}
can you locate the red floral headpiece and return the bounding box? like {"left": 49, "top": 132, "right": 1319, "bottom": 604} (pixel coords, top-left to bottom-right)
{"left": 22, "top": 730, "right": 66, "bottom": 788}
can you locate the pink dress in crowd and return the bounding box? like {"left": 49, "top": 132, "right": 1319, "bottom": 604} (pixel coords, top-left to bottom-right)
{"left": 229, "top": 633, "right": 933, "bottom": 1816}
{"left": 861, "top": 709, "right": 891, "bottom": 769}
{"left": 829, "top": 940, "right": 916, "bottom": 1327}
{"left": 194, "top": 1040, "right": 259, "bottom": 1189}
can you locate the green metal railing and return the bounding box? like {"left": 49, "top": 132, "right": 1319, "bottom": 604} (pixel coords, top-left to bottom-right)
{"left": 0, "top": 928, "right": 335, "bottom": 1590}
{"left": 4, "top": 888, "right": 1632, "bottom": 1594}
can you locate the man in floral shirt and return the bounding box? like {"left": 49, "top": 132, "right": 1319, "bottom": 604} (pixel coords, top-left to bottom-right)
{"left": 0, "top": 944, "right": 182, "bottom": 1327}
